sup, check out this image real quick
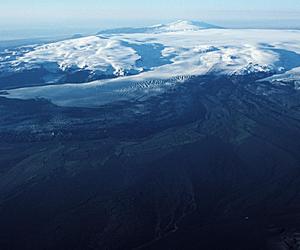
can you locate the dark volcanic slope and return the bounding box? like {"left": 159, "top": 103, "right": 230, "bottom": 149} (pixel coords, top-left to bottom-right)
{"left": 0, "top": 76, "right": 300, "bottom": 250}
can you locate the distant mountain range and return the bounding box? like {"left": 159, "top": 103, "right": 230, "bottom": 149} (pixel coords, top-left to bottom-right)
{"left": 98, "top": 20, "right": 223, "bottom": 34}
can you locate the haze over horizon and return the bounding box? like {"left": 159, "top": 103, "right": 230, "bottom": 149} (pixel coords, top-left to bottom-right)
{"left": 1, "top": 0, "right": 300, "bottom": 40}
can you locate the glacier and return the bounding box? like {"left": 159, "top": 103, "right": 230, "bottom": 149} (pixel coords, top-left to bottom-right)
{"left": 1, "top": 20, "right": 300, "bottom": 107}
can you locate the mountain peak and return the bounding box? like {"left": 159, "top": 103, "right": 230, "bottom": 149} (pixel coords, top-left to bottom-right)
{"left": 159, "top": 20, "right": 222, "bottom": 31}
{"left": 98, "top": 20, "right": 222, "bottom": 35}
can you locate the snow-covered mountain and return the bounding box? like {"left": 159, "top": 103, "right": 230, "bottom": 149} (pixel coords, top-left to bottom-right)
{"left": 98, "top": 20, "right": 222, "bottom": 34}
{"left": 1, "top": 20, "right": 300, "bottom": 107}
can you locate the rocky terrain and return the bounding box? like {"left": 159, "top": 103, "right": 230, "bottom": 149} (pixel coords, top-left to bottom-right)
{"left": 1, "top": 75, "right": 300, "bottom": 249}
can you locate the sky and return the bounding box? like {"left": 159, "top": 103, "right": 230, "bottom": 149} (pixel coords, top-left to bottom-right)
{"left": 1, "top": 0, "right": 300, "bottom": 40}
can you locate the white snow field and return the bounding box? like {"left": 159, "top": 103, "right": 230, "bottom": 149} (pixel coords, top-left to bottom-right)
{"left": 2, "top": 20, "right": 300, "bottom": 107}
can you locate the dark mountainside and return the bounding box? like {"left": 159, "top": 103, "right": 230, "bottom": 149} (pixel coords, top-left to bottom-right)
{"left": 0, "top": 76, "right": 300, "bottom": 249}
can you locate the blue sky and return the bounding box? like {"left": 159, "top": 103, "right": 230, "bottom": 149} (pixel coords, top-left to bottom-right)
{"left": 1, "top": 0, "right": 300, "bottom": 39}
